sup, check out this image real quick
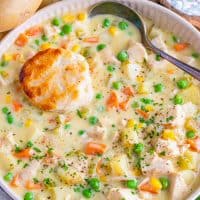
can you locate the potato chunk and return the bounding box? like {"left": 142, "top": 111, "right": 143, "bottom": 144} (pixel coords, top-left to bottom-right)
{"left": 110, "top": 154, "right": 130, "bottom": 176}
{"left": 180, "top": 85, "right": 200, "bottom": 105}
{"left": 57, "top": 167, "right": 85, "bottom": 185}
{"left": 121, "top": 128, "right": 138, "bottom": 148}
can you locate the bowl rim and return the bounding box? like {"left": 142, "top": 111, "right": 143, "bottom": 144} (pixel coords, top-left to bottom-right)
{"left": 0, "top": 0, "right": 199, "bottom": 199}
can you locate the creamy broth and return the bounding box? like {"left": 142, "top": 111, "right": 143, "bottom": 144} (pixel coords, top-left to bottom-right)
{"left": 0, "top": 10, "right": 200, "bottom": 200}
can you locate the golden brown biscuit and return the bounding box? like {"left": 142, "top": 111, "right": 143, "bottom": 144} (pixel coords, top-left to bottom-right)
{"left": 20, "top": 48, "right": 93, "bottom": 111}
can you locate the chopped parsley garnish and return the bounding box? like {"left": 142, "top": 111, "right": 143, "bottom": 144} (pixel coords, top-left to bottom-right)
{"left": 33, "top": 147, "right": 41, "bottom": 153}
{"left": 166, "top": 116, "right": 174, "bottom": 122}
{"left": 140, "top": 98, "right": 153, "bottom": 104}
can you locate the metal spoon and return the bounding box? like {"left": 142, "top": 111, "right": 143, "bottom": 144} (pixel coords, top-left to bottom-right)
{"left": 89, "top": 1, "right": 200, "bottom": 81}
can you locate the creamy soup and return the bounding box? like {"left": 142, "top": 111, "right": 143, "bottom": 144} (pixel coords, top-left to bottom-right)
{"left": 0, "top": 10, "right": 200, "bottom": 200}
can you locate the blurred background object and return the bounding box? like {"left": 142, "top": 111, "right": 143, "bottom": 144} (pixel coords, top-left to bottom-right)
{"left": 160, "top": 0, "right": 200, "bottom": 29}
{"left": 0, "top": 0, "right": 42, "bottom": 33}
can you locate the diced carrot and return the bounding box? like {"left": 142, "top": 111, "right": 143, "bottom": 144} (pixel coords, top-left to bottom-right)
{"left": 14, "top": 148, "right": 33, "bottom": 159}
{"left": 140, "top": 182, "right": 160, "bottom": 194}
{"left": 83, "top": 36, "right": 99, "bottom": 43}
{"left": 136, "top": 109, "right": 149, "bottom": 119}
{"left": 174, "top": 43, "right": 189, "bottom": 51}
{"left": 96, "top": 159, "right": 103, "bottom": 176}
{"left": 122, "top": 86, "right": 134, "bottom": 96}
{"left": 162, "top": 123, "right": 175, "bottom": 129}
{"left": 119, "top": 98, "right": 130, "bottom": 111}
{"left": 85, "top": 142, "right": 107, "bottom": 155}
{"left": 60, "top": 39, "right": 69, "bottom": 49}
{"left": 26, "top": 26, "right": 43, "bottom": 36}
{"left": 12, "top": 53, "right": 21, "bottom": 61}
{"left": 13, "top": 100, "right": 23, "bottom": 112}
{"left": 15, "top": 34, "right": 28, "bottom": 47}
{"left": 10, "top": 174, "right": 20, "bottom": 187}
{"left": 25, "top": 180, "right": 42, "bottom": 190}
{"left": 106, "top": 91, "right": 119, "bottom": 109}
{"left": 187, "top": 137, "right": 200, "bottom": 152}
{"left": 166, "top": 68, "right": 176, "bottom": 74}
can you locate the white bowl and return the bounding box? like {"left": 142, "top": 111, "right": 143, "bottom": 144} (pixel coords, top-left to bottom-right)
{"left": 0, "top": 0, "right": 199, "bottom": 199}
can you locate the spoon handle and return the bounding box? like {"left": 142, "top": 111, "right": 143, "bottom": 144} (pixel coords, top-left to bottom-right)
{"left": 149, "top": 44, "right": 200, "bottom": 81}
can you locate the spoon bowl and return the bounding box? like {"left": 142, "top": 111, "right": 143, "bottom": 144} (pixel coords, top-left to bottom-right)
{"left": 89, "top": 1, "right": 200, "bottom": 81}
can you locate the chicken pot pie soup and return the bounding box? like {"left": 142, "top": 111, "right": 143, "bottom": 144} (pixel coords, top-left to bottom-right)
{"left": 0, "top": 10, "right": 200, "bottom": 200}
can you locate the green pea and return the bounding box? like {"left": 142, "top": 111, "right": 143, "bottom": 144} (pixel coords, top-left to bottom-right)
{"left": 82, "top": 188, "right": 92, "bottom": 198}
{"left": 0, "top": 60, "right": 8, "bottom": 67}
{"left": 140, "top": 98, "right": 153, "bottom": 104}
{"left": 88, "top": 178, "right": 100, "bottom": 191}
{"left": 126, "top": 179, "right": 138, "bottom": 189}
{"left": 78, "top": 130, "right": 86, "bottom": 136}
{"left": 41, "top": 35, "right": 48, "bottom": 41}
{"left": 3, "top": 172, "right": 13, "bottom": 182}
{"left": 59, "top": 31, "right": 65, "bottom": 36}
{"left": 177, "top": 79, "right": 189, "bottom": 89}
{"left": 155, "top": 54, "right": 161, "bottom": 61}
{"left": 96, "top": 44, "right": 106, "bottom": 51}
{"left": 172, "top": 35, "right": 179, "bottom": 43}
{"left": 2, "top": 107, "right": 9, "bottom": 114}
{"left": 26, "top": 141, "right": 34, "bottom": 148}
{"left": 192, "top": 52, "right": 199, "bottom": 59}
{"left": 131, "top": 101, "right": 139, "bottom": 108}
{"left": 34, "top": 39, "right": 40, "bottom": 46}
{"left": 7, "top": 114, "right": 14, "bottom": 124}
{"left": 96, "top": 93, "right": 103, "bottom": 99}
{"left": 103, "top": 18, "right": 111, "bottom": 28}
{"left": 112, "top": 81, "right": 122, "bottom": 90}
{"left": 24, "top": 192, "right": 34, "bottom": 200}
{"left": 52, "top": 17, "right": 61, "bottom": 26}
{"left": 154, "top": 83, "right": 164, "bottom": 93}
{"left": 64, "top": 123, "right": 71, "bottom": 130}
{"left": 107, "top": 65, "right": 115, "bottom": 72}
{"left": 186, "top": 130, "right": 195, "bottom": 139}
{"left": 133, "top": 143, "right": 144, "bottom": 154}
{"left": 88, "top": 116, "right": 99, "bottom": 125}
{"left": 118, "top": 21, "right": 129, "bottom": 30}
{"left": 159, "top": 177, "right": 170, "bottom": 190}
{"left": 61, "top": 24, "right": 72, "bottom": 35}
{"left": 117, "top": 50, "right": 129, "bottom": 62}
{"left": 195, "top": 195, "right": 200, "bottom": 200}
{"left": 173, "top": 94, "right": 184, "bottom": 105}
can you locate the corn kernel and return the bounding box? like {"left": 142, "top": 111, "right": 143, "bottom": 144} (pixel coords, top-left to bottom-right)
{"left": 62, "top": 13, "right": 76, "bottom": 23}
{"left": 162, "top": 129, "right": 176, "bottom": 140}
{"left": 52, "top": 34, "right": 59, "bottom": 42}
{"left": 137, "top": 83, "right": 148, "bottom": 94}
{"left": 132, "top": 168, "right": 142, "bottom": 176}
{"left": 3, "top": 54, "right": 12, "bottom": 62}
{"left": 145, "top": 105, "right": 154, "bottom": 112}
{"left": 185, "top": 118, "right": 196, "bottom": 131}
{"left": 99, "top": 176, "right": 107, "bottom": 182}
{"left": 137, "top": 76, "right": 145, "bottom": 83}
{"left": 76, "top": 29, "right": 85, "bottom": 37}
{"left": 150, "top": 177, "right": 162, "bottom": 190}
{"left": 0, "top": 71, "right": 9, "bottom": 78}
{"left": 72, "top": 44, "right": 80, "bottom": 52}
{"left": 77, "top": 12, "right": 87, "bottom": 21}
{"left": 138, "top": 122, "right": 145, "bottom": 129}
{"left": 109, "top": 26, "right": 117, "bottom": 36}
{"left": 40, "top": 43, "right": 51, "bottom": 50}
{"left": 126, "top": 119, "right": 135, "bottom": 128}
{"left": 25, "top": 119, "right": 33, "bottom": 127}
{"left": 63, "top": 50, "right": 72, "bottom": 58}
{"left": 5, "top": 95, "right": 12, "bottom": 103}
{"left": 178, "top": 151, "right": 195, "bottom": 170}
